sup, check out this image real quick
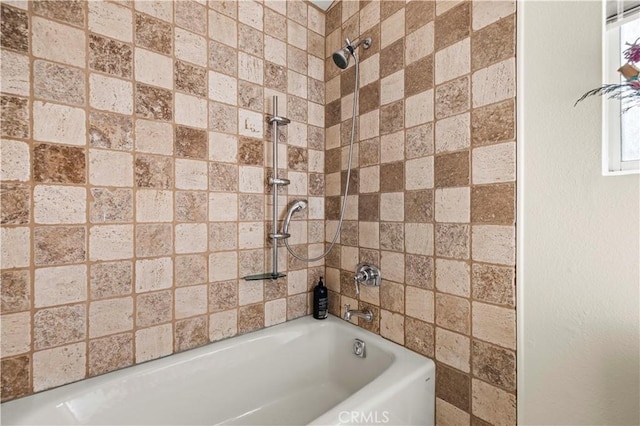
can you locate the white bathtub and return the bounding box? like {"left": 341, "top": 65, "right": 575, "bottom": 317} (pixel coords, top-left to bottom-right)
{"left": 1, "top": 315, "right": 435, "bottom": 425}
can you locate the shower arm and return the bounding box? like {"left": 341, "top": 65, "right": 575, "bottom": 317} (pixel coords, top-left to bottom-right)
{"left": 282, "top": 54, "right": 360, "bottom": 263}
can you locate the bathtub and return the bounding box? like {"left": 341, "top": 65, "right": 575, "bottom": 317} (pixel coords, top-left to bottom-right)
{"left": 1, "top": 315, "right": 435, "bottom": 425}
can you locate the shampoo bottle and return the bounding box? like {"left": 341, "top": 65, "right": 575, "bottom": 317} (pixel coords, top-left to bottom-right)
{"left": 313, "top": 277, "right": 328, "bottom": 319}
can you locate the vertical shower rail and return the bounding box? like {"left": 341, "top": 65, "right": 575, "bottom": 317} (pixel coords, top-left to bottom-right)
{"left": 266, "top": 96, "right": 291, "bottom": 279}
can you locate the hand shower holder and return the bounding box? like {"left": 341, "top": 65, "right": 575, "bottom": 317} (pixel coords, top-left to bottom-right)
{"left": 269, "top": 177, "right": 290, "bottom": 186}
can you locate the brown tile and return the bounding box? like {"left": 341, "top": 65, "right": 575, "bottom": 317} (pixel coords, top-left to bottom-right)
{"left": 175, "top": 254, "right": 207, "bottom": 287}
{"left": 325, "top": 196, "right": 340, "bottom": 221}
{"left": 340, "top": 270, "right": 357, "bottom": 298}
{"left": 288, "top": 96, "right": 307, "bottom": 123}
{"left": 209, "top": 40, "right": 238, "bottom": 77}
{"left": 209, "top": 102, "right": 237, "bottom": 134}
{"left": 1, "top": 355, "right": 30, "bottom": 401}
{"left": 471, "top": 415, "right": 493, "bottom": 426}
{"left": 405, "top": 189, "right": 433, "bottom": 222}
{"left": 89, "top": 111, "right": 133, "bottom": 151}
{"left": 265, "top": 277, "right": 287, "bottom": 301}
{"left": 380, "top": 222, "right": 404, "bottom": 251}
{"left": 135, "top": 83, "right": 173, "bottom": 121}
{"left": 472, "top": 339, "right": 516, "bottom": 391}
{"left": 287, "top": 293, "right": 307, "bottom": 320}
{"left": 175, "top": 60, "right": 207, "bottom": 97}
{"left": 90, "top": 188, "right": 133, "bottom": 223}
{"left": 436, "top": 363, "right": 471, "bottom": 412}
{"left": 327, "top": 290, "right": 341, "bottom": 316}
{"left": 135, "top": 224, "right": 172, "bottom": 257}
{"left": 176, "top": 191, "right": 207, "bottom": 222}
{"left": 471, "top": 99, "right": 515, "bottom": 146}
{"left": 33, "top": 144, "right": 86, "bottom": 184}
{"left": 435, "top": 151, "right": 469, "bottom": 188}
{"left": 175, "top": 316, "right": 208, "bottom": 352}
{"left": 380, "top": 162, "right": 404, "bottom": 192}
{"left": 308, "top": 173, "right": 325, "bottom": 196}
{"left": 238, "top": 137, "right": 264, "bottom": 166}
{"left": 341, "top": 118, "right": 359, "bottom": 146}
{"left": 34, "top": 305, "right": 86, "bottom": 350}
{"left": 33, "top": 0, "right": 85, "bottom": 26}
{"left": 359, "top": 81, "right": 380, "bottom": 115}
{"left": 238, "top": 194, "right": 263, "bottom": 221}
{"left": 135, "top": 154, "right": 173, "bottom": 188}
{"left": 1, "top": 270, "right": 30, "bottom": 314}
{"left": 288, "top": 46, "right": 308, "bottom": 75}
{"left": 89, "top": 34, "right": 133, "bottom": 78}
{"left": 406, "top": 0, "right": 434, "bottom": 34}
{"left": 406, "top": 123, "right": 434, "bottom": 159}
{"left": 360, "top": 24, "right": 380, "bottom": 62}
{"left": 238, "top": 303, "right": 264, "bottom": 333}
{"left": 325, "top": 243, "right": 341, "bottom": 268}
{"left": 308, "top": 30, "right": 324, "bottom": 59}
{"left": 380, "top": 101, "right": 403, "bottom": 135}
{"left": 359, "top": 302, "right": 380, "bottom": 334}
{"left": 135, "top": 12, "right": 172, "bottom": 55}
{"left": 175, "top": 126, "right": 207, "bottom": 159}
{"left": 405, "top": 55, "right": 434, "bottom": 97}
{"left": 288, "top": 1, "right": 307, "bottom": 25}
{"left": 326, "top": 3, "right": 342, "bottom": 34}
{"left": 175, "top": 0, "right": 207, "bottom": 35}
{"left": 308, "top": 78, "right": 324, "bottom": 105}
{"left": 209, "top": 162, "right": 238, "bottom": 192}
{"left": 340, "top": 221, "right": 359, "bottom": 246}
{"left": 210, "top": 0, "right": 236, "bottom": 19}
{"left": 288, "top": 246, "right": 309, "bottom": 271}
{"left": 264, "top": 7, "right": 286, "bottom": 41}
{"left": 380, "top": 38, "right": 404, "bottom": 79}
{"left": 1, "top": 183, "right": 29, "bottom": 225}
{"left": 90, "top": 261, "right": 132, "bottom": 300}
{"left": 239, "top": 23, "right": 263, "bottom": 57}
{"left": 89, "top": 333, "right": 133, "bottom": 376}
{"left": 287, "top": 146, "right": 307, "bottom": 171}
{"left": 136, "top": 290, "right": 172, "bottom": 327}
{"left": 1, "top": 95, "right": 29, "bottom": 139}
{"left": 435, "top": 223, "right": 470, "bottom": 259}
{"left": 472, "top": 264, "right": 515, "bottom": 306}
{"left": 359, "top": 137, "right": 380, "bottom": 167}
{"left": 471, "top": 183, "right": 515, "bottom": 225}
{"left": 381, "top": 0, "right": 404, "bottom": 20}
{"left": 264, "top": 62, "right": 287, "bottom": 92}
{"left": 325, "top": 149, "right": 341, "bottom": 175}
{"left": 436, "top": 293, "right": 470, "bottom": 334}
{"left": 1, "top": 5, "right": 28, "bottom": 53}
{"left": 325, "top": 56, "right": 340, "bottom": 82}
{"left": 381, "top": 281, "right": 404, "bottom": 313}
{"left": 341, "top": 12, "right": 359, "bottom": 43}
{"left": 239, "top": 81, "right": 264, "bottom": 112}
{"left": 341, "top": 168, "right": 359, "bottom": 195}
{"left": 472, "top": 15, "right": 516, "bottom": 71}
{"left": 405, "top": 254, "right": 434, "bottom": 289}
{"left": 436, "top": 76, "right": 469, "bottom": 119}
{"left": 325, "top": 99, "right": 342, "bottom": 128}
{"left": 359, "top": 193, "right": 379, "bottom": 221}
{"left": 34, "top": 226, "right": 86, "bottom": 265}
{"left": 209, "top": 280, "right": 238, "bottom": 311}
{"left": 34, "top": 60, "right": 85, "bottom": 105}
{"left": 434, "top": 2, "right": 470, "bottom": 51}
{"left": 405, "top": 317, "right": 434, "bottom": 357}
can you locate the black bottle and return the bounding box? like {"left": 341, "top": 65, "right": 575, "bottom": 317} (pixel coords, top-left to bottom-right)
{"left": 313, "top": 277, "right": 328, "bottom": 320}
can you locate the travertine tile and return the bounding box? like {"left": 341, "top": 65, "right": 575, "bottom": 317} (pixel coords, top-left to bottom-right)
{"left": 472, "top": 58, "right": 515, "bottom": 108}
{"left": 175, "top": 316, "right": 208, "bottom": 352}
{"left": 33, "top": 304, "right": 85, "bottom": 350}
{"left": 471, "top": 99, "right": 515, "bottom": 147}
{"left": 406, "top": 286, "right": 434, "bottom": 323}
{"left": 471, "top": 379, "right": 516, "bottom": 425}
{"left": 209, "top": 9, "right": 237, "bottom": 48}
{"left": 405, "top": 89, "right": 434, "bottom": 127}
{"left": 176, "top": 28, "right": 208, "bottom": 67}
{"left": 436, "top": 258, "right": 471, "bottom": 297}
{"left": 380, "top": 162, "right": 403, "bottom": 192}
{"left": 405, "top": 316, "right": 434, "bottom": 357}
{"left": 175, "top": 254, "right": 207, "bottom": 287}
{"left": 1, "top": 270, "right": 30, "bottom": 314}
{"left": 471, "top": 183, "right": 515, "bottom": 225}
{"left": 1, "top": 355, "right": 30, "bottom": 401}
{"left": 175, "top": 1, "right": 207, "bottom": 35}
{"left": 89, "top": 74, "right": 133, "bottom": 115}
{"left": 175, "top": 285, "right": 208, "bottom": 319}
{"left": 472, "top": 302, "right": 516, "bottom": 349}
{"left": 33, "top": 185, "right": 85, "bottom": 225}
{"left": 175, "top": 223, "right": 208, "bottom": 254}
{"left": 209, "top": 309, "right": 237, "bottom": 342}
{"left": 472, "top": 339, "right": 516, "bottom": 391}
{"left": 436, "top": 112, "right": 470, "bottom": 154}
{"left": 380, "top": 8, "right": 404, "bottom": 49}
{"left": 238, "top": 303, "right": 264, "bottom": 333}
{"left": 135, "top": 257, "right": 172, "bottom": 293}
{"left": 380, "top": 102, "right": 403, "bottom": 136}
{"left": 135, "top": 119, "right": 173, "bottom": 155}
{"left": 135, "top": 13, "right": 172, "bottom": 55}
{"left": 89, "top": 1, "right": 132, "bottom": 42}
{"left": 134, "top": 48, "right": 173, "bottom": 90}
{"left": 89, "top": 225, "right": 133, "bottom": 261}
{"left": 33, "top": 101, "right": 86, "bottom": 145}
{"left": 406, "top": 123, "right": 434, "bottom": 159}
{"left": 89, "top": 333, "right": 133, "bottom": 376}
{"left": 436, "top": 293, "right": 470, "bottom": 334}
{"left": 406, "top": 22, "right": 433, "bottom": 66}
{"left": 136, "top": 83, "right": 173, "bottom": 121}
{"left": 436, "top": 398, "right": 471, "bottom": 426}
{"left": 434, "top": 151, "right": 469, "bottom": 188}
{"left": 0, "top": 227, "right": 30, "bottom": 268}
{"left": 136, "top": 290, "right": 172, "bottom": 327}
{"left": 34, "top": 226, "right": 85, "bottom": 265}
{"left": 436, "top": 363, "right": 470, "bottom": 412}
{"left": 90, "top": 188, "right": 133, "bottom": 223}
{"left": 135, "top": 323, "right": 173, "bottom": 362}
{"left": 33, "top": 343, "right": 85, "bottom": 392}
{"left": 405, "top": 223, "right": 434, "bottom": 255}
{"left": 90, "top": 112, "right": 133, "bottom": 151}
{"left": 175, "top": 93, "right": 207, "bottom": 129}
{"left": 406, "top": 156, "right": 434, "bottom": 190}
{"left": 380, "top": 309, "right": 404, "bottom": 344}
{"left": 89, "top": 34, "right": 132, "bottom": 79}
{"left": 1, "top": 50, "right": 29, "bottom": 96}
{"left": 265, "top": 299, "right": 287, "bottom": 327}
{"left": 471, "top": 225, "right": 515, "bottom": 265}
{"left": 209, "top": 192, "right": 238, "bottom": 221}
{"left": 435, "top": 76, "right": 469, "bottom": 119}
{"left": 89, "top": 298, "right": 133, "bottom": 338}
{"left": 436, "top": 327, "right": 470, "bottom": 372}
{"left": 472, "top": 15, "right": 515, "bottom": 71}
{"left": 406, "top": 0, "right": 434, "bottom": 34}
{"left": 1, "top": 311, "right": 30, "bottom": 356}
{"left": 209, "top": 251, "right": 238, "bottom": 281}
{"left": 90, "top": 261, "right": 132, "bottom": 300}
{"left": 32, "top": 16, "right": 85, "bottom": 67}
{"left": 436, "top": 38, "right": 470, "bottom": 85}
{"left": 435, "top": 187, "right": 470, "bottom": 223}
{"left": 1, "top": 183, "right": 29, "bottom": 225}
{"left": 89, "top": 149, "right": 133, "bottom": 187}
{"left": 472, "top": 142, "right": 516, "bottom": 184}
{"left": 34, "top": 61, "right": 84, "bottom": 106}
{"left": 135, "top": 0, "right": 172, "bottom": 22}
{"left": 135, "top": 224, "right": 172, "bottom": 258}
{"left": 472, "top": 263, "right": 515, "bottom": 306}
{"left": 209, "top": 281, "right": 238, "bottom": 312}
{"left": 1, "top": 5, "right": 28, "bottom": 53}
{"left": 34, "top": 264, "right": 87, "bottom": 308}
{"left": 0, "top": 140, "right": 30, "bottom": 181}
{"left": 434, "top": 2, "right": 469, "bottom": 51}
{"left": 1, "top": 95, "right": 29, "bottom": 139}
{"left": 435, "top": 223, "right": 470, "bottom": 260}
{"left": 472, "top": 1, "right": 516, "bottom": 30}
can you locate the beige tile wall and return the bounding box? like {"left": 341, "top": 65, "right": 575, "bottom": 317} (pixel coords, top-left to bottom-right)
{"left": 0, "top": 0, "right": 326, "bottom": 400}
{"left": 323, "top": 1, "right": 517, "bottom": 425}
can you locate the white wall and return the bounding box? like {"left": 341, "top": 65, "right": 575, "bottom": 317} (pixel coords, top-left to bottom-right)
{"left": 518, "top": 1, "right": 640, "bottom": 424}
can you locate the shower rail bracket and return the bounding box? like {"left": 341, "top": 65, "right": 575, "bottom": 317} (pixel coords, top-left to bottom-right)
{"left": 267, "top": 115, "right": 291, "bottom": 125}
{"left": 269, "top": 232, "right": 291, "bottom": 240}
{"left": 269, "top": 177, "right": 290, "bottom": 186}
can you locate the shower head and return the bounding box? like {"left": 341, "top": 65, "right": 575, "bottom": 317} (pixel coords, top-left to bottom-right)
{"left": 332, "top": 37, "right": 372, "bottom": 69}
{"left": 290, "top": 200, "right": 308, "bottom": 213}
{"left": 282, "top": 200, "right": 308, "bottom": 235}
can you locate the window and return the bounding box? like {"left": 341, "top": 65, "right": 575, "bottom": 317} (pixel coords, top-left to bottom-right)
{"left": 603, "top": 2, "right": 640, "bottom": 175}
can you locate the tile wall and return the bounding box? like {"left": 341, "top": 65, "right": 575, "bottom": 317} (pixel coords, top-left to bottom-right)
{"left": 0, "top": 0, "right": 326, "bottom": 400}
{"left": 323, "top": 1, "right": 517, "bottom": 424}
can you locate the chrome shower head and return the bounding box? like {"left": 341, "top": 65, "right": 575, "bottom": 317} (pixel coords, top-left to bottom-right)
{"left": 332, "top": 37, "right": 372, "bottom": 69}
{"left": 290, "top": 200, "right": 308, "bottom": 212}
{"left": 282, "top": 200, "right": 308, "bottom": 235}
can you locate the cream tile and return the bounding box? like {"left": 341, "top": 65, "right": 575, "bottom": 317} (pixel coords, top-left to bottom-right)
{"left": 0, "top": 140, "right": 30, "bottom": 181}
{"left": 435, "top": 187, "right": 470, "bottom": 223}
{"left": 135, "top": 324, "right": 173, "bottom": 362}
{"left": 405, "top": 223, "right": 434, "bottom": 255}
{"left": 238, "top": 52, "right": 263, "bottom": 85}
{"left": 472, "top": 225, "right": 515, "bottom": 265}
{"left": 435, "top": 112, "right": 470, "bottom": 153}
{"left": 381, "top": 251, "right": 404, "bottom": 283}
{"left": 288, "top": 19, "right": 307, "bottom": 50}
{"left": 472, "top": 379, "right": 517, "bottom": 424}
{"left": 209, "top": 132, "right": 238, "bottom": 163}
{"left": 175, "top": 285, "right": 208, "bottom": 319}
{"left": 380, "top": 70, "right": 404, "bottom": 106}
{"left": 308, "top": 5, "right": 325, "bottom": 35}
{"left": 135, "top": 257, "right": 173, "bottom": 293}
{"left": 33, "top": 101, "right": 86, "bottom": 145}
{"left": 473, "top": 0, "right": 516, "bottom": 30}
{"left": 209, "top": 71, "right": 238, "bottom": 105}
{"left": 34, "top": 185, "right": 86, "bottom": 224}
{"left": 33, "top": 343, "right": 85, "bottom": 392}
{"left": 436, "top": 0, "right": 464, "bottom": 15}
{"left": 135, "top": 0, "right": 172, "bottom": 22}
{"left": 238, "top": 109, "right": 264, "bottom": 138}
{"left": 359, "top": 54, "right": 380, "bottom": 87}
{"left": 406, "top": 287, "right": 434, "bottom": 323}
{"left": 472, "top": 142, "right": 516, "bottom": 184}
{"left": 89, "top": 74, "right": 133, "bottom": 115}
{"left": 380, "top": 192, "right": 404, "bottom": 221}
{"left": 435, "top": 258, "right": 470, "bottom": 297}
{"left": 136, "top": 190, "right": 173, "bottom": 222}
{"left": 381, "top": 9, "right": 405, "bottom": 49}
{"left": 264, "top": 35, "right": 287, "bottom": 66}
{"left": 340, "top": 245, "right": 359, "bottom": 271}
{"left": 265, "top": 299, "right": 287, "bottom": 327}
{"left": 359, "top": 166, "right": 380, "bottom": 193}
{"left": 175, "top": 159, "right": 208, "bottom": 190}
{"left": 1, "top": 312, "right": 30, "bottom": 357}
{"left": 472, "top": 58, "right": 516, "bottom": 108}
{"left": 239, "top": 166, "right": 264, "bottom": 193}
{"left": 360, "top": 1, "right": 380, "bottom": 33}
{"left": 359, "top": 110, "right": 380, "bottom": 140}
{"left": 209, "top": 310, "right": 237, "bottom": 341}
{"left": 308, "top": 55, "right": 324, "bottom": 81}
{"left": 135, "top": 120, "right": 173, "bottom": 155}
{"left": 33, "top": 16, "right": 86, "bottom": 67}
{"left": 436, "top": 327, "right": 470, "bottom": 372}
{"left": 89, "top": 149, "right": 133, "bottom": 187}
{"left": 288, "top": 71, "right": 307, "bottom": 99}
{"left": 89, "top": 225, "right": 134, "bottom": 261}
{"left": 435, "top": 38, "right": 470, "bottom": 85}
{"left": 175, "top": 28, "right": 208, "bottom": 67}
{"left": 239, "top": 280, "right": 264, "bottom": 305}
{"left": 380, "top": 309, "right": 404, "bottom": 344}
{"left": 209, "top": 193, "right": 238, "bottom": 221}
{"left": 239, "top": 0, "right": 263, "bottom": 30}
{"left": 406, "top": 22, "right": 434, "bottom": 65}
{"left": 209, "top": 10, "right": 237, "bottom": 47}
{"left": 436, "top": 398, "right": 471, "bottom": 425}
{"left": 175, "top": 93, "right": 207, "bottom": 128}
{"left": 472, "top": 302, "right": 516, "bottom": 349}
{"left": 380, "top": 131, "right": 404, "bottom": 163}
{"left": 135, "top": 49, "right": 173, "bottom": 90}
{"left": 176, "top": 223, "right": 208, "bottom": 254}
{"left": 209, "top": 252, "right": 238, "bottom": 281}
{"left": 359, "top": 221, "right": 380, "bottom": 249}
{"left": 405, "top": 89, "right": 434, "bottom": 127}
{"left": 89, "top": 1, "right": 132, "bottom": 41}
{"left": 406, "top": 156, "right": 434, "bottom": 190}
{"left": 34, "top": 265, "right": 87, "bottom": 308}
{"left": 0, "top": 227, "right": 30, "bottom": 268}
{"left": 89, "top": 298, "right": 133, "bottom": 338}
{"left": 1, "top": 50, "right": 29, "bottom": 96}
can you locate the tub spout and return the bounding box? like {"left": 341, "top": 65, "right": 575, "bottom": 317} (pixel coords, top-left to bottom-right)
{"left": 344, "top": 304, "right": 374, "bottom": 323}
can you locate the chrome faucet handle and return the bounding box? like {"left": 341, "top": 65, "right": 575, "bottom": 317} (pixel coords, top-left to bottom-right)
{"left": 344, "top": 304, "right": 351, "bottom": 320}
{"left": 354, "top": 276, "right": 360, "bottom": 295}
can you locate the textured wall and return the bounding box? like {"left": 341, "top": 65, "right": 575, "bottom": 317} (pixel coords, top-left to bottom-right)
{"left": 323, "top": 1, "right": 517, "bottom": 424}
{"left": 0, "top": 0, "right": 326, "bottom": 400}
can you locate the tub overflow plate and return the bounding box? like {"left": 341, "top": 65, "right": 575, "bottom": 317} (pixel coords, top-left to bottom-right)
{"left": 353, "top": 338, "right": 366, "bottom": 358}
